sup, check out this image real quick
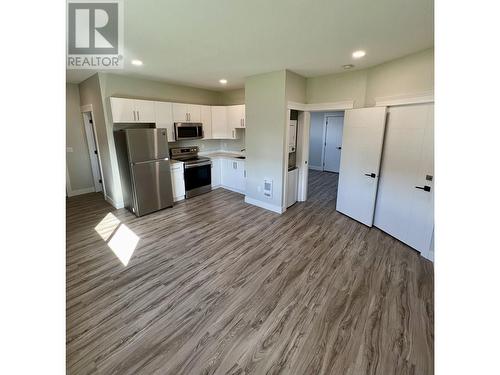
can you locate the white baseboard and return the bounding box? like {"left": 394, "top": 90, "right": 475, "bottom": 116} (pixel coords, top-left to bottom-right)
{"left": 221, "top": 186, "right": 245, "bottom": 195}
{"left": 421, "top": 250, "right": 434, "bottom": 262}
{"left": 308, "top": 165, "right": 323, "bottom": 171}
{"left": 105, "top": 194, "right": 125, "bottom": 209}
{"left": 244, "top": 196, "right": 284, "bottom": 214}
{"left": 67, "top": 187, "right": 95, "bottom": 197}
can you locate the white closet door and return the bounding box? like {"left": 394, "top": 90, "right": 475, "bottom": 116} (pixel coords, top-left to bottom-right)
{"left": 323, "top": 115, "right": 344, "bottom": 172}
{"left": 374, "top": 103, "right": 434, "bottom": 255}
{"left": 336, "top": 107, "right": 387, "bottom": 226}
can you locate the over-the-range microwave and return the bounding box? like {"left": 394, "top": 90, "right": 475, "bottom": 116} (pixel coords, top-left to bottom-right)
{"left": 174, "top": 122, "right": 204, "bottom": 140}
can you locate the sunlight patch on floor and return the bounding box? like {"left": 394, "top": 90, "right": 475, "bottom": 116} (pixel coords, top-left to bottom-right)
{"left": 94, "top": 213, "right": 121, "bottom": 241}
{"left": 95, "top": 213, "right": 140, "bottom": 266}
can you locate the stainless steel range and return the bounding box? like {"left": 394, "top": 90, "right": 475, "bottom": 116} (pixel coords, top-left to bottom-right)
{"left": 170, "top": 146, "right": 212, "bottom": 198}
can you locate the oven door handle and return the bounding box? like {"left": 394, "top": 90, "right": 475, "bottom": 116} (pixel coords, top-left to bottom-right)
{"left": 184, "top": 162, "right": 212, "bottom": 169}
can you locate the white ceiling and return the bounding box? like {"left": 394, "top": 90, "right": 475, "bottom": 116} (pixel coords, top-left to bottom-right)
{"left": 66, "top": 0, "right": 434, "bottom": 90}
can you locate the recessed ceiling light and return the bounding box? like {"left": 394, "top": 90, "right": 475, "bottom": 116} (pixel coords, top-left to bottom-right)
{"left": 343, "top": 64, "right": 354, "bottom": 70}
{"left": 352, "top": 50, "right": 366, "bottom": 59}
{"left": 219, "top": 79, "right": 228, "bottom": 85}
{"left": 131, "top": 59, "right": 143, "bottom": 66}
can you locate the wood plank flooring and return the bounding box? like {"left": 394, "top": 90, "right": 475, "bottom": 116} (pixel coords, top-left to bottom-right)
{"left": 67, "top": 170, "right": 434, "bottom": 375}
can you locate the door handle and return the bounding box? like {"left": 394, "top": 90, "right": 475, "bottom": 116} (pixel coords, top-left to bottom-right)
{"left": 415, "top": 185, "right": 431, "bottom": 192}
{"left": 364, "top": 173, "right": 376, "bottom": 178}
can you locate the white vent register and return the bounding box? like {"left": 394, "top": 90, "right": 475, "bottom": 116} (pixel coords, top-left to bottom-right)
{"left": 263, "top": 179, "right": 273, "bottom": 198}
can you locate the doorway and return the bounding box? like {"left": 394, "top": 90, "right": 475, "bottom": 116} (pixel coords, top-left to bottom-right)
{"left": 82, "top": 111, "right": 103, "bottom": 193}
{"left": 323, "top": 114, "right": 344, "bottom": 172}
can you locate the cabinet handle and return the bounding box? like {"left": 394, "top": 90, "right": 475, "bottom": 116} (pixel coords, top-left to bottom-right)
{"left": 133, "top": 110, "right": 136, "bottom": 121}
{"left": 137, "top": 111, "right": 140, "bottom": 122}
{"left": 232, "top": 130, "right": 235, "bottom": 138}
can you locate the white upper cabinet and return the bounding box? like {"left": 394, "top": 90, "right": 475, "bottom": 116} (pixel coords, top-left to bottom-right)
{"left": 200, "top": 105, "right": 212, "bottom": 139}
{"left": 110, "top": 98, "right": 136, "bottom": 123}
{"left": 172, "top": 103, "right": 201, "bottom": 122}
{"left": 154, "top": 102, "right": 175, "bottom": 142}
{"left": 211, "top": 106, "right": 228, "bottom": 139}
{"left": 227, "top": 105, "right": 245, "bottom": 128}
{"left": 134, "top": 99, "right": 156, "bottom": 122}
{"left": 172, "top": 103, "right": 188, "bottom": 122}
{"left": 187, "top": 104, "right": 201, "bottom": 122}
{"left": 110, "top": 97, "right": 155, "bottom": 123}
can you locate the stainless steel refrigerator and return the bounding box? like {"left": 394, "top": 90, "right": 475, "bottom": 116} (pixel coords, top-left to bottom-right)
{"left": 114, "top": 128, "right": 174, "bottom": 216}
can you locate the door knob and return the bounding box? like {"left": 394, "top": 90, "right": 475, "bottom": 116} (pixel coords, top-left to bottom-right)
{"left": 364, "top": 173, "right": 376, "bottom": 178}
{"left": 415, "top": 185, "right": 431, "bottom": 192}
{"left": 337, "top": 147, "right": 342, "bottom": 150}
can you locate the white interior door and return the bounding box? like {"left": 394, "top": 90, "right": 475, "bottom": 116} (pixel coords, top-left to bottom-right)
{"left": 323, "top": 115, "right": 344, "bottom": 172}
{"left": 336, "top": 107, "right": 387, "bottom": 226}
{"left": 374, "top": 103, "right": 434, "bottom": 256}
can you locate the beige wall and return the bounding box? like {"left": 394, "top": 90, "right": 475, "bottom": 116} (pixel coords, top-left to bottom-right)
{"left": 99, "top": 73, "right": 222, "bottom": 104}
{"left": 219, "top": 88, "right": 245, "bottom": 105}
{"left": 305, "top": 48, "right": 434, "bottom": 107}
{"left": 364, "top": 48, "right": 434, "bottom": 106}
{"left": 79, "top": 74, "right": 116, "bottom": 203}
{"left": 245, "top": 70, "right": 287, "bottom": 210}
{"left": 285, "top": 70, "right": 307, "bottom": 103}
{"left": 66, "top": 83, "right": 94, "bottom": 193}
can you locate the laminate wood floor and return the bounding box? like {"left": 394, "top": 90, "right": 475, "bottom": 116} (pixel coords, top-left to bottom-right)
{"left": 67, "top": 170, "right": 434, "bottom": 375}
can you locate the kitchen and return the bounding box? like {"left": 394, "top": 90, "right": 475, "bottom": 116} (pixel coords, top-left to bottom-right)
{"left": 110, "top": 98, "right": 251, "bottom": 216}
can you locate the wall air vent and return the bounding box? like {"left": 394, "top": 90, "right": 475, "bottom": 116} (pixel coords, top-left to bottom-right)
{"left": 263, "top": 179, "right": 273, "bottom": 199}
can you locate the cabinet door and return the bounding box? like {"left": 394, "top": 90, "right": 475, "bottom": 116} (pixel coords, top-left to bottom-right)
{"left": 110, "top": 97, "right": 136, "bottom": 123}
{"left": 134, "top": 99, "right": 155, "bottom": 123}
{"left": 172, "top": 103, "right": 188, "bottom": 122}
{"left": 211, "top": 106, "right": 228, "bottom": 139}
{"left": 211, "top": 158, "right": 221, "bottom": 187}
{"left": 187, "top": 104, "right": 201, "bottom": 122}
{"left": 236, "top": 161, "right": 246, "bottom": 192}
{"left": 201, "top": 105, "right": 212, "bottom": 139}
{"left": 241, "top": 105, "right": 245, "bottom": 128}
{"left": 221, "top": 159, "right": 233, "bottom": 188}
{"left": 170, "top": 165, "right": 185, "bottom": 200}
{"left": 155, "top": 102, "right": 175, "bottom": 141}
{"left": 226, "top": 105, "right": 241, "bottom": 129}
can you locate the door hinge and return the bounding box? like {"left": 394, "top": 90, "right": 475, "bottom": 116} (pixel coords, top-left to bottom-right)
{"left": 94, "top": 150, "right": 98, "bottom": 155}
{"left": 99, "top": 179, "right": 102, "bottom": 183}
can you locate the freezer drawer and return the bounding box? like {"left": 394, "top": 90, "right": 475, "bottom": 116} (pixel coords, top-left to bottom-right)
{"left": 130, "top": 160, "right": 173, "bottom": 216}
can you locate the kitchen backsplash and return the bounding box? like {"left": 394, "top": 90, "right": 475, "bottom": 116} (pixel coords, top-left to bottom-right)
{"left": 169, "top": 130, "right": 245, "bottom": 152}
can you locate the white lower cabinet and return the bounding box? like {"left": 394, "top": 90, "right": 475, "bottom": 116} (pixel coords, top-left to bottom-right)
{"left": 221, "top": 159, "right": 245, "bottom": 193}
{"left": 170, "top": 163, "right": 185, "bottom": 201}
{"left": 211, "top": 158, "right": 221, "bottom": 187}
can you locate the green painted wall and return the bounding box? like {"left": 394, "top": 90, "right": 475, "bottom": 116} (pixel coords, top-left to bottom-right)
{"left": 306, "top": 48, "right": 434, "bottom": 106}
{"left": 66, "top": 83, "right": 94, "bottom": 192}
{"left": 245, "top": 70, "right": 287, "bottom": 210}
{"left": 219, "top": 88, "right": 245, "bottom": 105}
{"left": 78, "top": 74, "right": 117, "bottom": 203}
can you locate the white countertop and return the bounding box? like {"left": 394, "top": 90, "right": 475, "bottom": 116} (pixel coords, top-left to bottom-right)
{"left": 201, "top": 151, "right": 246, "bottom": 161}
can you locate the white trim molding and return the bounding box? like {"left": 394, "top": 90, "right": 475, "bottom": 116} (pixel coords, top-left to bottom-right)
{"left": 374, "top": 91, "right": 434, "bottom": 107}
{"left": 244, "top": 196, "right": 284, "bottom": 214}
{"left": 306, "top": 100, "right": 354, "bottom": 112}
{"left": 67, "top": 187, "right": 95, "bottom": 197}
{"left": 308, "top": 165, "right": 323, "bottom": 171}
{"left": 287, "top": 100, "right": 354, "bottom": 112}
{"left": 287, "top": 101, "right": 308, "bottom": 111}
{"left": 80, "top": 104, "right": 93, "bottom": 113}
{"left": 105, "top": 194, "right": 125, "bottom": 209}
